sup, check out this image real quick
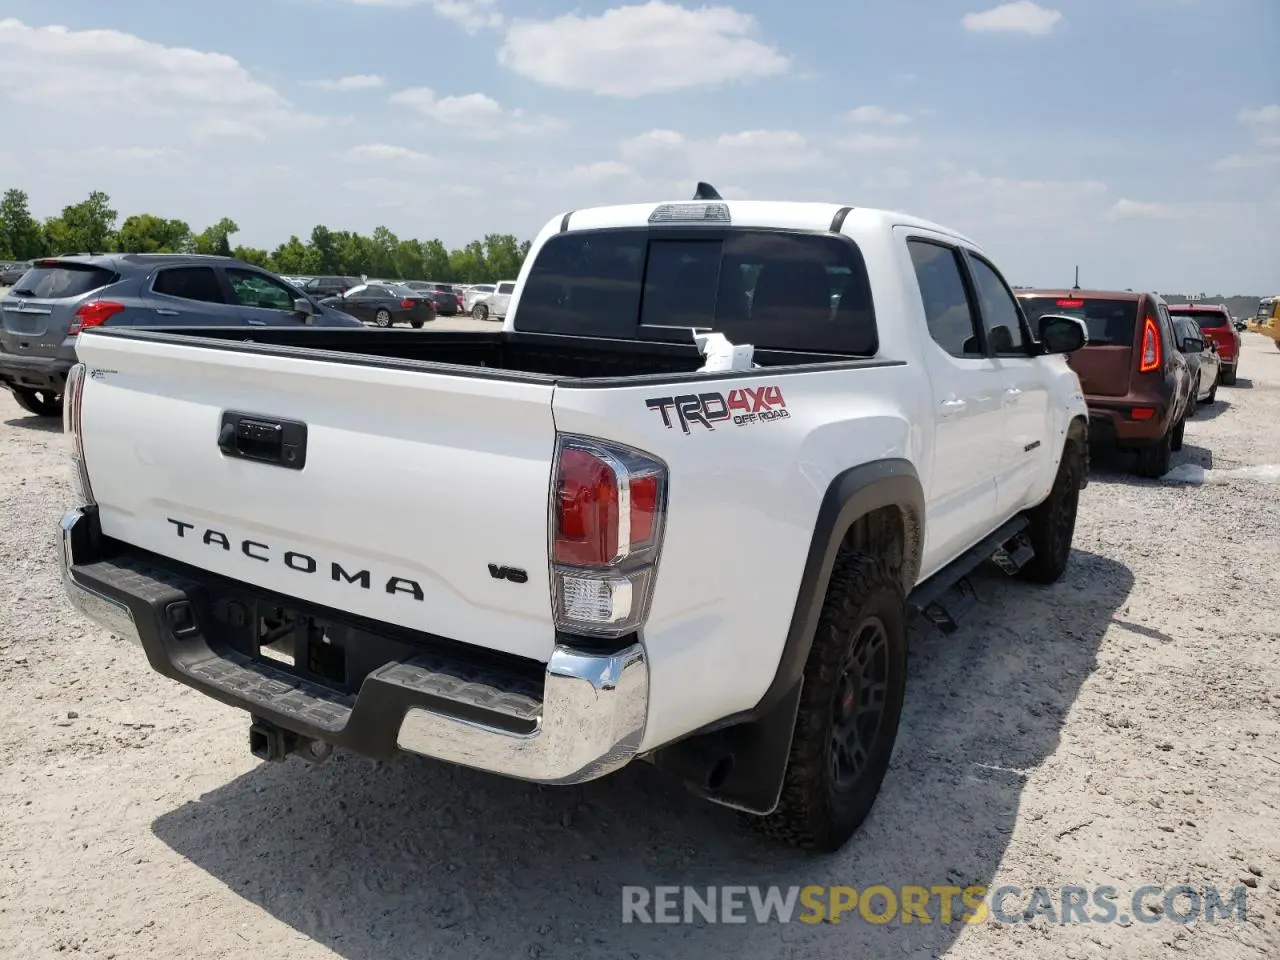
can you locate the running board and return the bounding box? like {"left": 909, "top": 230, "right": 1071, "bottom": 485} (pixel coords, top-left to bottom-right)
{"left": 907, "top": 516, "right": 1031, "bottom": 633}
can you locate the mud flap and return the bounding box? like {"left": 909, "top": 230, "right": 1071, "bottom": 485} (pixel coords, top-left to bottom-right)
{"left": 646, "top": 679, "right": 803, "bottom": 816}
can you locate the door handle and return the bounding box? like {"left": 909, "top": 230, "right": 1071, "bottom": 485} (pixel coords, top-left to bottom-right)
{"left": 1004, "top": 387, "right": 1022, "bottom": 402}
{"left": 156, "top": 308, "right": 179, "bottom": 317}
{"left": 941, "top": 399, "right": 967, "bottom": 408}
{"left": 217, "top": 411, "right": 308, "bottom": 470}
{"left": 246, "top": 319, "right": 266, "bottom": 326}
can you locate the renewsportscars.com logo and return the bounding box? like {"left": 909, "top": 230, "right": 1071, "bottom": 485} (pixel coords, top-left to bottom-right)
{"left": 646, "top": 385, "right": 789, "bottom": 434}
{"left": 620, "top": 884, "right": 1251, "bottom": 926}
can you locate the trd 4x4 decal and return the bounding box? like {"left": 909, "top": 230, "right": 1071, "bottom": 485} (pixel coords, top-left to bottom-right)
{"left": 646, "top": 386, "right": 789, "bottom": 434}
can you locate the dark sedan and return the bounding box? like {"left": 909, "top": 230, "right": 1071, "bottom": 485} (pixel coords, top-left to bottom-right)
{"left": 321, "top": 282, "right": 436, "bottom": 327}
{"left": 403, "top": 281, "right": 460, "bottom": 316}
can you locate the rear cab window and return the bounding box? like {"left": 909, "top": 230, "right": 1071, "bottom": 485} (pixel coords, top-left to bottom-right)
{"left": 1019, "top": 295, "right": 1139, "bottom": 346}
{"left": 516, "top": 228, "right": 878, "bottom": 355}
{"left": 1171, "top": 306, "right": 1228, "bottom": 329}
{"left": 11, "top": 261, "right": 116, "bottom": 300}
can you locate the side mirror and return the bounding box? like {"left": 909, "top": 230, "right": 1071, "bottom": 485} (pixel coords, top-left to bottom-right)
{"left": 1180, "top": 336, "right": 1204, "bottom": 353}
{"left": 294, "top": 297, "right": 317, "bottom": 324}
{"left": 1037, "top": 314, "right": 1089, "bottom": 354}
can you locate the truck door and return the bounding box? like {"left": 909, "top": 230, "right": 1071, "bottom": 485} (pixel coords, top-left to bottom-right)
{"left": 962, "top": 252, "right": 1052, "bottom": 515}
{"left": 902, "top": 234, "right": 1007, "bottom": 576}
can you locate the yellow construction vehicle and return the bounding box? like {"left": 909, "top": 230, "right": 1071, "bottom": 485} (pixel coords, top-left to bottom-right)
{"left": 1253, "top": 296, "right": 1280, "bottom": 348}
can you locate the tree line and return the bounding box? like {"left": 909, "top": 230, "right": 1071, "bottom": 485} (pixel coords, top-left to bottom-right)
{"left": 0, "top": 188, "right": 531, "bottom": 284}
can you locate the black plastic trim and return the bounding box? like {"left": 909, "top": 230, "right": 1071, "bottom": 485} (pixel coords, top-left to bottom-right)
{"left": 63, "top": 519, "right": 548, "bottom": 759}
{"left": 830, "top": 206, "right": 853, "bottom": 232}
{"left": 559, "top": 211, "right": 574, "bottom": 233}
{"left": 0, "top": 355, "right": 73, "bottom": 391}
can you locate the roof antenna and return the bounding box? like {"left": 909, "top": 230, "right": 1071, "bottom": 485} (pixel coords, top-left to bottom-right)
{"left": 1072, "top": 265, "right": 1080, "bottom": 291}
{"left": 692, "top": 181, "right": 723, "bottom": 201}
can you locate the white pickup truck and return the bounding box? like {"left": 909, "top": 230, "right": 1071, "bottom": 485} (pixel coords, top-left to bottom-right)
{"left": 59, "top": 188, "right": 1090, "bottom": 851}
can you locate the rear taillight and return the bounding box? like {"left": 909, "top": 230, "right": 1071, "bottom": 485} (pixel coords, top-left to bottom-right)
{"left": 400, "top": 298, "right": 416, "bottom": 309}
{"left": 69, "top": 300, "right": 125, "bottom": 336}
{"left": 64, "top": 363, "right": 95, "bottom": 506}
{"left": 1139, "top": 315, "right": 1161, "bottom": 373}
{"left": 550, "top": 436, "right": 667, "bottom": 638}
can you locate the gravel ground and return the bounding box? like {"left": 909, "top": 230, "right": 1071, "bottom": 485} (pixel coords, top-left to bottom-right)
{"left": 1, "top": 334, "right": 1278, "bottom": 960}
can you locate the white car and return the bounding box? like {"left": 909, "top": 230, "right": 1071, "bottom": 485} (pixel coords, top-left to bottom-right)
{"left": 462, "top": 283, "right": 495, "bottom": 315}
{"left": 470, "top": 280, "right": 515, "bottom": 321}
{"left": 58, "top": 187, "right": 1088, "bottom": 852}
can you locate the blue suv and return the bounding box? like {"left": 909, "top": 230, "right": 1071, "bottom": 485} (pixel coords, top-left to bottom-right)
{"left": 0, "top": 254, "right": 361, "bottom": 416}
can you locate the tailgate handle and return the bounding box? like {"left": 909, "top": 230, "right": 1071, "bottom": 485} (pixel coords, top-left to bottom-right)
{"left": 217, "top": 411, "right": 308, "bottom": 470}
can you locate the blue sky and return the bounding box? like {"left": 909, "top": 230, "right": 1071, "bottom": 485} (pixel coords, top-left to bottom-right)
{"left": 0, "top": 0, "right": 1275, "bottom": 292}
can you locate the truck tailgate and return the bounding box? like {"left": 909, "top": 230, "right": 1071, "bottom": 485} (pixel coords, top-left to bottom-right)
{"left": 74, "top": 333, "right": 559, "bottom": 662}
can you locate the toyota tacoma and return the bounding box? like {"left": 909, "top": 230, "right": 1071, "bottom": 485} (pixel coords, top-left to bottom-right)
{"left": 58, "top": 187, "right": 1089, "bottom": 851}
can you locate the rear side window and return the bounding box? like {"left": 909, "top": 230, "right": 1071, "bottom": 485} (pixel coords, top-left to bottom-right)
{"left": 967, "top": 255, "right": 1029, "bottom": 355}
{"left": 517, "top": 229, "right": 878, "bottom": 355}
{"left": 907, "top": 239, "right": 981, "bottom": 358}
{"left": 13, "top": 262, "right": 115, "bottom": 300}
{"left": 1019, "top": 296, "right": 1138, "bottom": 347}
{"left": 1172, "top": 308, "right": 1228, "bottom": 329}
{"left": 152, "top": 266, "right": 225, "bottom": 304}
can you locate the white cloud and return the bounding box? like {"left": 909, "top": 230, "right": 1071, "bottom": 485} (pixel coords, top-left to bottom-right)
{"left": 836, "top": 132, "right": 920, "bottom": 153}
{"left": 303, "top": 74, "right": 385, "bottom": 91}
{"left": 1107, "top": 199, "right": 1176, "bottom": 220}
{"left": 846, "top": 105, "right": 912, "bottom": 125}
{"left": 1212, "top": 152, "right": 1280, "bottom": 171}
{"left": 497, "top": 2, "right": 789, "bottom": 97}
{"left": 389, "top": 86, "right": 561, "bottom": 138}
{"left": 430, "top": 0, "right": 503, "bottom": 31}
{"left": 0, "top": 18, "right": 326, "bottom": 139}
{"left": 338, "top": 0, "right": 503, "bottom": 32}
{"left": 619, "top": 127, "right": 829, "bottom": 175}
{"left": 1238, "top": 104, "right": 1280, "bottom": 125}
{"left": 347, "top": 143, "right": 437, "bottom": 164}
{"left": 961, "top": 2, "right": 1062, "bottom": 36}
{"left": 564, "top": 161, "right": 637, "bottom": 185}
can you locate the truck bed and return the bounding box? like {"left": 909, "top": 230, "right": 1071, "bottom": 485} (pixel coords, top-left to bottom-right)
{"left": 87, "top": 326, "right": 861, "bottom": 383}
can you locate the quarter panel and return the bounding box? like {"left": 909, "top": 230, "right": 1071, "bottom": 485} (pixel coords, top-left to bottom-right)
{"left": 551, "top": 365, "right": 922, "bottom": 751}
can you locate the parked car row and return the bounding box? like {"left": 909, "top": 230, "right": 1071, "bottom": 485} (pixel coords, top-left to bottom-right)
{"left": 1017, "top": 290, "right": 1242, "bottom": 478}
{"left": 0, "top": 260, "right": 33, "bottom": 285}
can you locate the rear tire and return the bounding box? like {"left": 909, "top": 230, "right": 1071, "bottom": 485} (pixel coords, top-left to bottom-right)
{"left": 1135, "top": 427, "right": 1173, "bottom": 479}
{"left": 374, "top": 309, "right": 392, "bottom": 328}
{"left": 1221, "top": 364, "right": 1238, "bottom": 385}
{"left": 1018, "top": 436, "right": 1083, "bottom": 584}
{"left": 1203, "top": 380, "right": 1217, "bottom": 404}
{"left": 1170, "top": 413, "right": 1186, "bottom": 452}
{"left": 410, "top": 320, "right": 424, "bottom": 329}
{"left": 752, "top": 552, "right": 907, "bottom": 852}
{"left": 472, "top": 303, "right": 489, "bottom": 321}
{"left": 9, "top": 387, "right": 63, "bottom": 418}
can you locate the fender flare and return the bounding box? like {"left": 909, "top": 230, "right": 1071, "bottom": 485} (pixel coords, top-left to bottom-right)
{"left": 754, "top": 457, "right": 924, "bottom": 716}
{"left": 646, "top": 458, "right": 924, "bottom": 815}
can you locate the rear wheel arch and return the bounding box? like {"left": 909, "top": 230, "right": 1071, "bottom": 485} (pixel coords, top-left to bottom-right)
{"left": 756, "top": 458, "right": 924, "bottom": 717}
{"left": 645, "top": 459, "right": 923, "bottom": 817}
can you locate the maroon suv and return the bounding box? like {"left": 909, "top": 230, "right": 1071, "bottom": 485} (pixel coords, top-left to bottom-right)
{"left": 1168, "top": 303, "right": 1240, "bottom": 384}
{"left": 1019, "top": 290, "right": 1195, "bottom": 479}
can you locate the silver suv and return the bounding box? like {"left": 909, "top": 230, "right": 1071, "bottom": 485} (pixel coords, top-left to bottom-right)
{"left": 0, "top": 254, "right": 361, "bottom": 417}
